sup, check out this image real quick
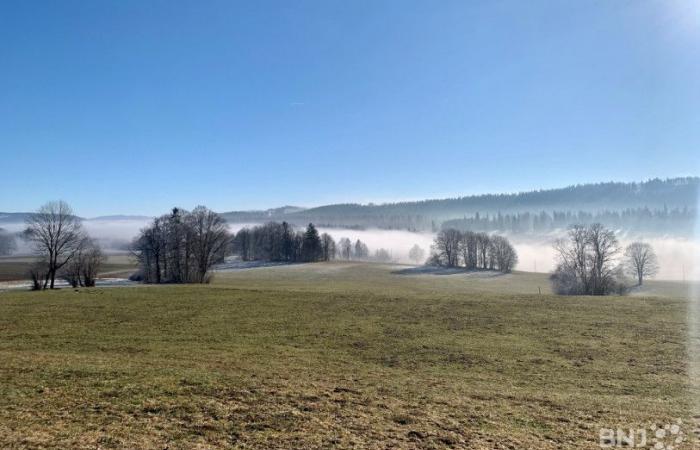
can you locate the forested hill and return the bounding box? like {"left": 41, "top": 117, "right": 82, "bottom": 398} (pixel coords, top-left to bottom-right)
{"left": 222, "top": 178, "right": 699, "bottom": 233}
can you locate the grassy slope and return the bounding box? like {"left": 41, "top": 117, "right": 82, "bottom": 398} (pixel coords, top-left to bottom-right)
{"left": 0, "top": 263, "right": 695, "bottom": 449}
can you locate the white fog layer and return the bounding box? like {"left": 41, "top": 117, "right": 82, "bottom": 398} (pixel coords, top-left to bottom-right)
{"left": 3, "top": 219, "right": 698, "bottom": 281}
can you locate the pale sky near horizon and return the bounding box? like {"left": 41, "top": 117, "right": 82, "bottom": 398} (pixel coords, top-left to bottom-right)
{"left": 1, "top": 0, "right": 699, "bottom": 216}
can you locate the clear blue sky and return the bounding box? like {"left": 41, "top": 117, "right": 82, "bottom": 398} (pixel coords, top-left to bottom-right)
{"left": 1, "top": 0, "right": 698, "bottom": 216}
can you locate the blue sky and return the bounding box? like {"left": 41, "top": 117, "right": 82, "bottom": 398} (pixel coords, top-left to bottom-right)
{"left": 1, "top": 0, "right": 699, "bottom": 216}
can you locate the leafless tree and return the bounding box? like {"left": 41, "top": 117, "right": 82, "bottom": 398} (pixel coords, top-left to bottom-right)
{"left": 490, "top": 235, "right": 518, "bottom": 273}
{"left": 434, "top": 228, "right": 461, "bottom": 267}
{"left": 552, "top": 225, "right": 591, "bottom": 295}
{"left": 587, "top": 223, "right": 621, "bottom": 295}
{"left": 354, "top": 239, "right": 369, "bottom": 260}
{"left": 624, "top": 242, "right": 659, "bottom": 285}
{"left": 408, "top": 244, "right": 425, "bottom": 264}
{"left": 24, "top": 201, "right": 86, "bottom": 289}
{"left": 80, "top": 239, "right": 106, "bottom": 287}
{"left": 458, "top": 231, "right": 477, "bottom": 269}
{"left": 374, "top": 248, "right": 392, "bottom": 262}
{"left": 28, "top": 260, "right": 49, "bottom": 291}
{"left": 551, "top": 223, "right": 626, "bottom": 295}
{"left": 339, "top": 238, "right": 353, "bottom": 260}
{"left": 188, "top": 206, "right": 230, "bottom": 283}
{"left": 476, "top": 233, "right": 491, "bottom": 269}
{"left": 232, "top": 227, "right": 252, "bottom": 261}
{"left": 60, "top": 238, "right": 105, "bottom": 288}
{"left": 320, "top": 233, "right": 336, "bottom": 261}
{"left": 132, "top": 217, "right": 167, "bottom": 283}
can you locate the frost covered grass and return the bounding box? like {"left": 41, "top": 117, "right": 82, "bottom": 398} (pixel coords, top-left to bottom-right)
{"left": 0, "top": 262, "right": 694, "bottom": 449}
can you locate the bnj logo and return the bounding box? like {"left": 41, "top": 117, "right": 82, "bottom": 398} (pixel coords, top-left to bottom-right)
{"left": 599, "top": 419, "right": 686, "bottom": 449}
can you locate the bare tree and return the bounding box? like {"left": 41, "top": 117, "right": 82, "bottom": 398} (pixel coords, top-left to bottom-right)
{"left": 551, "top": 224, "right": 626, "bottom": 295}
{"left": 24, "top": 201, "right": 86, "bottom": 289}
{"left": 408, "top": 244, "right": 425, "bottom": 264}
{"left": 490, "top": 235, "right": 518, "bottom": 273}
{"left": 587, "top": 223, "right": 621, "bottom": 295}
{"left": 320, "top": 233, "right": 336, "bottom": 261}
{"left": 458, "top": 230, "right": 477, "bottom": 269}
{"left": 476, "top": 233, "right": 491, "bottom": 269}
{"left": 233, "top": 228, "right": 252, "bottom": 261}
{"left": 434, "top": 229, "right": 461, "bottom": 267}
{"left": 188, "top": 206, "right": 231, "bottom": 283}
{"left": 60, "top": 238, "right": 105, "bottom": 288}
{"left": 132, "top": 217, "right": 167, "bottom": 283}
{"left": 28, "top": 260, "right": 49, "bottom": 291}
{"left": 354, "top": 239, "right": 369, "bottom": 260}
{"left": 374, "top": 248, "right": 392, "bottom": 262}
{"left": 339, "top": 238, "right": 353, "bottom": 260}
{"left": 624, "top": 242, "right": 659, "bottom": 285}
{"left": 61, "top": 252, "right": 83, "bottom": 288}
{"left": 552, "top": 225, "right": 591, "bottom": 295}
{"left": 80, "top": 239, "right": 106, "bottom": 287}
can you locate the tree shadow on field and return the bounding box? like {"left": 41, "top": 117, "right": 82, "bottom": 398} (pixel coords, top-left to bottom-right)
{"left": 391, "top": 266, "right": 506, "bottom": 277}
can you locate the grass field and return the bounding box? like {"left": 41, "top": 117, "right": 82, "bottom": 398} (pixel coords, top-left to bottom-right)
{"left": 0, "top": 254, "right": 137, "bottom": 282}
{"left": 0, "top": 262, "right": 696, "bottom": 449}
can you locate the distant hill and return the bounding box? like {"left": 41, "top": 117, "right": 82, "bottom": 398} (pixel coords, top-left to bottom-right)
{"left": 220, "top": 206, "right": 307, "bottom": 223}
{"left": 0, "top": 213, "right": 152, "bottom": 224}
{"left": 2, "top": 178, "right": 697, "bottom": 235}
{"left": 87, "top": 215, "right": 153, "bottom": 221}
{"left": 0, "top": 212, "right": 32, "bottom": 224}
{"left": 221, "top": 177, "right": 699, "bottom": 233}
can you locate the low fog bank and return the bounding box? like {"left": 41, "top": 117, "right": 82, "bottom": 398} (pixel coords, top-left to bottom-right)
{"left": 316, "top": 227, "right": 435, "bottom": 263}
{"left": 509, "top": 235, "right": 699, "bottom": 281}
{"left": 2, "top": 219, "right": 260, "bottom": 256}
{"left": 0, "top": 219, "right": 153, "bottom": 255}
{"left": 3, "top": 218, "right": 698, "bottom": 281}
{"left": 317, "top": 228, "right": 698, "bottom": 281}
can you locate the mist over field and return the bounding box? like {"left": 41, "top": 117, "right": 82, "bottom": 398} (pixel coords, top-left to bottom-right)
{"left": 3, "top": 214, "right": 698, "bottom": 281}
{"left": 5, "top": 210, "right": 695, "bottom": 283}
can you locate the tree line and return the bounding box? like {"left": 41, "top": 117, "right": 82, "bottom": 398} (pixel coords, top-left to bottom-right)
{"left": 551, "top": 223, "right": 659, "bottom": 295}
{"left": 131, "top": 206, "right": 230, "bottom": 284}
{"left": 430, "top": 229, "right": 518, "bottom": 273}
{"left": 231, "top": 222, "right": 334, "bottom": 263}
{"left": 221, "top": 178, "right": 698, "bottom": 233}
{"left": 442, "top": 206, "right": 696, "bottom": 236}
{"left": 230, "top": 222, "right": 394, "bottom": 263}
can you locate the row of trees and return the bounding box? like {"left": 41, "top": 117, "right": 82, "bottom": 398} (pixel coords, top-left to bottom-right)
{"left": 430, "top": 229, "right": 518, "bottom": 273}
{"left": 551, "top": 223, "right": 659, "bottom": 295}
{"left": 23, "top": 201, "right": 105, "bottom": 289}
{"left": 231, "top": 222, "right": 335, "bottom": 263}
{"left": 231, "top": 222, "right": 396, "bottom": 264}
{"left": 131, "top": 207, "right": 230, "bottom": 284}
{"left": 337, "top": 237, "right": 369, "bottom": 260}
{"left": 442, "top": 206, "right": 696, "bottom": 236}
